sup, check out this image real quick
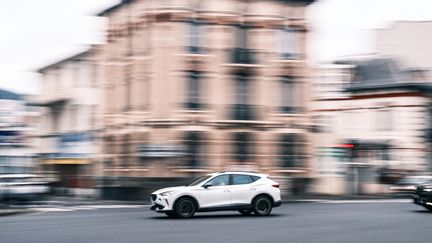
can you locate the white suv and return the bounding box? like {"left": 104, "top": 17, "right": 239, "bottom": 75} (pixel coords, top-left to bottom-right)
{"left": 150, "top": 171, "right": 281, "bottom": 218}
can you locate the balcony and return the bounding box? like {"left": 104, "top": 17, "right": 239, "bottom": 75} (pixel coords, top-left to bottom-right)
{"left": 280, "top": 106, "right": 297, "bottom": 114}
{"left": 184, "top": 102, "right": 204, "bottom": 110}
{"left": 187, "top": 46, "right": 204, "bottom": 54}
{"left": 230, "top": 48, "right": 255, "bottom": 65}
{"left": 231, "top": 104, "right": 256, "bottom": 120}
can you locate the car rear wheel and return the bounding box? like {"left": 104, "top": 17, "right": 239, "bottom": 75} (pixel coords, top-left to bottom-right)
{"left": 252, "top": 196, "right": 273, "bottom": 216}
{"left": 174, "top": 198, "right": 196, "bottom": 218}
{"left": 238, "top": 209, "right": 253, "bottom": 215}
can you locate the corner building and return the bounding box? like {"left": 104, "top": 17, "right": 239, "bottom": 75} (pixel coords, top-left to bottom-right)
{"left": 98, "top": 0, "right": 315, "bottom": 198}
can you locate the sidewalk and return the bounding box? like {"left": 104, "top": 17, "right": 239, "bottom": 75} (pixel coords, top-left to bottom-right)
{"left": 0, "top": 205, "right": 33, "bottom": 216}
{"left": 282, "top": 193, "right": 407, "bottom": 203}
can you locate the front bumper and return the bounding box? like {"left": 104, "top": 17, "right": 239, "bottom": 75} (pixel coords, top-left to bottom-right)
{"left": 150, "top": 194, "right": 174, "bottom": 212}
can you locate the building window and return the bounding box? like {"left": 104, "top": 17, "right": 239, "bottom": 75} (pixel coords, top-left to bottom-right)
{"left": 235, "top": 25, "right": 248, "bottom": 49}
{"left": 235, "top": 73, "right": 250, "bottom": 105}
{"left": 232, "top": 73, "right": 254, "bottom": 120}
{"left": 233, "top": 133, "right": 253, "bottom": 162}
{"left": 280, "top": 76, "right": 297, "bottom": 113}
{"left": 279, "top": 28, "right": 298, "bottom": 59}
{"left": 185, "top": 70, "right": 203, "bottom": 110}
{"left": 376, "top": 108, "right": 392, "bottom": 131}
{"left": 188, "top": 21, "right": 204, "bottom": 53}
{"left": 184, "top": 132, "right": 204, "bottom": 168}
{"left": 232, "top": 25, "right": 255, "bottom": 64}
{"left": 279, "top": 134, "right": 306, "bottom": 167}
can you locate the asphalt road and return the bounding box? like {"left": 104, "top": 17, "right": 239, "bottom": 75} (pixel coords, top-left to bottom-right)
{"left": 0, "top": 200, "right": 431, "bottom": 243}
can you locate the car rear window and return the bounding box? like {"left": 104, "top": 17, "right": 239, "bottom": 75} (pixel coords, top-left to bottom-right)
{"left": 250, "top": 175, "right": 261, "bottom": 182}
{"left": 232, "top": 174, "right": 255, "bottom": 185}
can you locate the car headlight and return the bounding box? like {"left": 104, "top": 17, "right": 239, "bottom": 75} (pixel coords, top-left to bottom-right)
{"left": 159, "top": 190, "right": 175, "bottom": 197}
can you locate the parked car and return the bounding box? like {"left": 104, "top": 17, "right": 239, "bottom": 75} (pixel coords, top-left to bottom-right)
{"left": 388, "top": 176, "right": 432, "bottom": 196}
{"left": 0, "top": 174, "right": 49, "bottom": 202}
{"left": 150, "top": 171, "right": 281, "bottom": 218}
{"left": 413, "top": 183, "right": 432, "bottom": 211}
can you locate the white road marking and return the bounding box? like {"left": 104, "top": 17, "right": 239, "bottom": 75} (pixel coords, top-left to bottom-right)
{"left": 35, "top": 207, "right": 74, "bottom": 212}
{"left": 319, "top": 199, "right": 410, "bottom": 204}
{"left": 33, "top": 204, "right": 148, "bottom": 213}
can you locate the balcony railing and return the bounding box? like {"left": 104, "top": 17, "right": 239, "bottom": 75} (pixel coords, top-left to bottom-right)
{"left": 230, "top": 48, "right": 255, "bottom": 64}
{"left": 230, "top": 104, "right": 256, "bottom": 120}
{"left": 280, "top": 106, "right": 297, "bottom": 114}
{"left": 188, "top": 46, "right": 204, "bottom": 54}
{"left": 184, "top": 102, "right": 203, "bottom": 110}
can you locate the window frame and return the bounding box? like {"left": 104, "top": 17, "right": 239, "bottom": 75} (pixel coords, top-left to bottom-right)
{"left": 206, "top": 174, "right": 230, "bottom": 187}
{"left": 231, "top": 174, "right": 255, "bottom": 185}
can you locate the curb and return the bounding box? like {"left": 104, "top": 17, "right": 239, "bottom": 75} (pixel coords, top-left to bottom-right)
{"left": 0, "top": 208, "right": 33, "bottom": 217}
{"left": 281, "top": 194, "right": 406, "bottom": 203}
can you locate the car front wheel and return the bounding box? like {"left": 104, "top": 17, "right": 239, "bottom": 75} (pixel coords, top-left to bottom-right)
{"left": 174, "top": 198, "right": 196, "bottom": 218}
{"left": 424, "top": 205, "right": 432, "bottom": 212}
{"left": 252, "top": 196, "right": 273, "bottom": 216}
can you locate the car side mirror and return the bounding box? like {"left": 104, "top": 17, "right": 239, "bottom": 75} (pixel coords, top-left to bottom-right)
{"left": 203, "top": 183, "right": 213, "bottom": 189}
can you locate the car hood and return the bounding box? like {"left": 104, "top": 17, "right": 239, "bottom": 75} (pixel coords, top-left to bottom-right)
{"left": 152, "top": 186, "right": 186, "bottom": 195}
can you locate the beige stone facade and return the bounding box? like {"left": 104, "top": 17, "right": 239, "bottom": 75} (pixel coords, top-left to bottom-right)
{"left": 96, "top": 0, "right": 315, "bottom": 188}
{"left": 37, "top": 50, "right": 103, "bottom": 196}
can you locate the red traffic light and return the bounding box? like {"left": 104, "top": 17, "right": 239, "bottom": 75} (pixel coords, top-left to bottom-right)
{"left": 338, "top": 144, "right": 355, "bottom": 149}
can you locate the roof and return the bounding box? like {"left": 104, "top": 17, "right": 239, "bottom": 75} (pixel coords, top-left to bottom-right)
{"left": 336, "top": 58, "right": 432, "bottom": 93}
{"left": 0, "top": 89, "right": 23, "bottom": 101}
{"left": 37, "top": 50, "right": 90, "bottom": 73}
{"left": 346, "top": 82, "right": 432, "bottom": 93}
{"left": 96, "top": 0, "right": 316, "bottom": 16}
{"left": 97, "top": 0, "right": 133, "bottom": 16}
{"left": 208, "top": 171, "right": 267, "bottom": 177}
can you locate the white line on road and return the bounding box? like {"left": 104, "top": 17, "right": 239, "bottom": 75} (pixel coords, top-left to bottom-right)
{"left": 34, "top": 204, "right": 148, "bottom": 213}
{"left": 319, "top": 199, "right": 411, "bottom": 204}
{"left": 35, "top": 207, "right": 75, "bottom": 212}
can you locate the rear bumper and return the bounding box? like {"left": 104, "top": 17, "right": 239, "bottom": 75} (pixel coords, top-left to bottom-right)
{"left": 273, "top": 200, "right": 282, "bottom": 207}
{"left": 413, "top": 193, "right": 432, "bottom": 206}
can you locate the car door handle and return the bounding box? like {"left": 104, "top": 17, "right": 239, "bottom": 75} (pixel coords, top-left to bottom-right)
{"left": 224, "top": 190, "right": 230, "bottom": 192}
{"left": 250, "top": 188, "right": 256, "bottom": 191}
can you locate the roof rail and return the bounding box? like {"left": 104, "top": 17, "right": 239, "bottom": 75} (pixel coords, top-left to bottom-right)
{"left": 217, "top": 171, "right": 260, "bottom": 174}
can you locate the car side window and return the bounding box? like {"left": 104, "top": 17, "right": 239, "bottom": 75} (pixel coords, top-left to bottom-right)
{"left": 232, "top": 175, "right": 253, "bottom": 185}
{"left": 208, "top": 175, "right": 230, "bottom": 186}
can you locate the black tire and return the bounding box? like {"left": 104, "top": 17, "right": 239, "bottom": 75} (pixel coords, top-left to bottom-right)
{"left": 174, "top": 198, "right": 196, "bottom": 218}
{"left": 252, "top": 196, "right": 273, "bottom": 216}
{"left": 165, "top": 212, "right": 176, "bottom": 218}
{"left": 238, "top": 209, "right": 253, "bottom": 215}
{"left": 424, "top": 205, "right": 432, "bottom": 212}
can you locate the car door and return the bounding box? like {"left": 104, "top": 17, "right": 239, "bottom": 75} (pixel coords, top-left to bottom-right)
{"left": 229, "top": 174, "right": 256, "bottom": 205}
{"left": 198, "top": 174, "right": 231, "bottom": 208}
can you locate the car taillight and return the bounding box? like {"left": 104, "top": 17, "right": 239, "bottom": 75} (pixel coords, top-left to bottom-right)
{"left": 272, "top": 184, "right": 280, "bottom": 188}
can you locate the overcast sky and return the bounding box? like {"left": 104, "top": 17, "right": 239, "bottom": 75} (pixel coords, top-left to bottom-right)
{"left": 1, "top": 0, "right": 432, "bottom": 95}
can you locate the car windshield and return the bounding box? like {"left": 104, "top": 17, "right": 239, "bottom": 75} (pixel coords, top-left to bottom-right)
{"left": 187, "top": 175, "right": 211, "bottom": 186}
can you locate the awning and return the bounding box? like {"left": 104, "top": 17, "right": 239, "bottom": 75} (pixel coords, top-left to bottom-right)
{"left": 43, "top": 159, "right": 91, "bottom": 165}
